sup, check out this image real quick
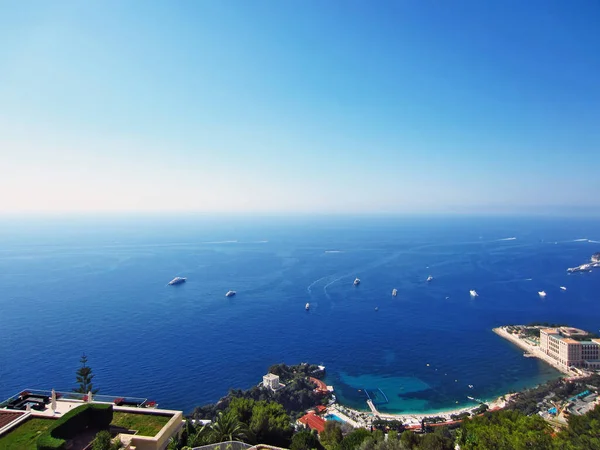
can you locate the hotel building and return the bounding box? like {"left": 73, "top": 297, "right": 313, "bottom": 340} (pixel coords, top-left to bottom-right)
{"left": 540, "top": 328, "right": 600, "bottom": 370}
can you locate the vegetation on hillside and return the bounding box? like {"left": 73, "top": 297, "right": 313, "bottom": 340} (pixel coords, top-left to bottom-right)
{"left": 192, "top": 363, "right": 330, "bottom": 420}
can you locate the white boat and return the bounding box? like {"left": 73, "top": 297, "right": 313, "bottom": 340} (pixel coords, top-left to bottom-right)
{"left": 560, "top": 286, "right": 567, "bottom": 291}
{"left": 225, "top": 290, "right": 236, "bottom": 297}
{"left": 427, "top": 275, "right": 434, "bottom": 282}
{"left": 168, "top": 277, "right": 186, "bottom": 285}
{"left": 353, "top": 278, "right": 360, "bottom": 286}
{"left": 538, "top": 291, "right": 547, "bottom": 298}
{"left": 305, "top": 303, "right": 310, "bottom": 310}
{"left": 470, "top": 290, "right": 478, "bottom": 297}
{"left": 375, "top": 306, "right": 379, "bottom": 311}
{"left": 392, "top": 288, "right": 397, "bottom": 297}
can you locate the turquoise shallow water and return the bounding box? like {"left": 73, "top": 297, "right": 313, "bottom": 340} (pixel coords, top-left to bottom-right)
{"left": 0, "top": 215, "right": 598, "bottom": 414}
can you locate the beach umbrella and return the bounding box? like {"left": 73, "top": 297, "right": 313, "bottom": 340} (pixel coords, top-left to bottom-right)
{"left": 87, "top": 390, "right": 93, "bottom": 403}
{"left": 51, "top": 389, "right": 57, "bottom": 413}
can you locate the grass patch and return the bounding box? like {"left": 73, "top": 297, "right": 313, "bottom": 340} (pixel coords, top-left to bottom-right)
{"left": 111, "top": 412, "right": 171, "bottom": 437}
{"left": 0, "top": 418, "right": 55, "bottom": 450}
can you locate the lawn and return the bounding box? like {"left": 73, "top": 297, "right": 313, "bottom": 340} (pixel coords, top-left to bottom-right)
{"left": 0, "top": 418, "right": 55, "bottom": 450}
{"left": 111, "top": 411, "right": 171, "bottom": 437}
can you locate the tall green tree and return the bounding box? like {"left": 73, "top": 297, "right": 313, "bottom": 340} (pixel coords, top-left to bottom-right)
{"left": 291, "top": 429, "right": 323, "bottom": 450}
{"left": 320, "top": 421, "right": 343, "bottom": 450}
{"left": 75, "top": 353, "right": 98, "bottom": 394}
{"left": 209, "top": 411, "right": 248, "bottom": 443}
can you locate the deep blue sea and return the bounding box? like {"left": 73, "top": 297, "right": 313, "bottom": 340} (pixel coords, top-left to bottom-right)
{"left": 1, "top": 215, "right": 599, "bottom": 415}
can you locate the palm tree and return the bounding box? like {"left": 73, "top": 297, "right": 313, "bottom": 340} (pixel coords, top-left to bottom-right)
{"left": 188, "top": 424, "right": 210, "bottom": 447}
{"left": 209, "top": 411, "right": 248, "bottom": 443}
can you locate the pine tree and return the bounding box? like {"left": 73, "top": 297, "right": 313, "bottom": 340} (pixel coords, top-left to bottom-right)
{"left": 75, "top": 353, "right": 98, "bottom": 394}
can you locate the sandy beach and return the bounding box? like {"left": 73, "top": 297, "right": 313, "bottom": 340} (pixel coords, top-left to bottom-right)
{"left": 328, "top": 392, "right": 514, "bottom": 428}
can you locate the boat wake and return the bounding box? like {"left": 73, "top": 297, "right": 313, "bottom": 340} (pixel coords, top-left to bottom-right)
{"left": 307, "top": 275, "right": 330, "bottom": 295}
{"left": 325, "top": 250, "right": 343, "bottom": 253}
{"left": 497, "top": 237, "right": 517, "bottom": 241}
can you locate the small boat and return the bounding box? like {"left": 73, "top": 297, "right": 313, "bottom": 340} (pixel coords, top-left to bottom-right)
{"left": 168, "top": 277, "right": 186, "bottom": 285}
{"left": 353, "top": 278, "right": 360, "bottom": 286}
{"left": 427, "top": 275, "right": 434, "bottom": 282}
{"left": 305, "top": 303, "right": 310, "bottom": 310}
{"left": 374, "top": 307, "right": 379, "bottom": 311}
{"left": 470, "top": 290, "right": 478, "bottom": 297}
{"left": 538, "top": 291, "right": 547, "bottom": 298}
{"left": 560, "top": 286, "right": 567, "bottom": 291}
{"left": 392, "top": 288, "right": 397, "bottom": 297}
{"left": 225, "top": 290, "right": 236, "bottom": 297}
{"left": 468, "top": 385, "right": 474, "bottom": 389}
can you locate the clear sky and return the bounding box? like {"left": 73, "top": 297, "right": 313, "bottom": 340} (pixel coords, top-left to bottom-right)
{"left": 1, "top": 0, "right": 599, "bottom": 214}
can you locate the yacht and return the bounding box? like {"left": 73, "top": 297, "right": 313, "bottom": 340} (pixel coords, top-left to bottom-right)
{"left": 225, "top": 290, "right": 236, "bottom": 297}
{"left": 469, "top": 290, "right": 478, "bottom": 297}
{"left": 560, "top": 286, "right": 567, "bottom": 291}
{"left": 427, "top": 275, "right": 434, "bottom": 282}
{"left": 392, "top": 288, "right": 398, "bottom": 297}
{"left": 538, "top": 291, "right": 547, "bottom": 298}
{"left": 353, "top": 278, "right": 360, "bottom": 286}
{"left": 305, "top": 303, "right": 310, "bottom": 310}
{"left": 168, "top": 277, "right": 186, "bottom": 286}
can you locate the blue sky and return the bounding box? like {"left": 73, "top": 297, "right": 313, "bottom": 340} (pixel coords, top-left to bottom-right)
{"left": 1, "top": 1, "right": 599, "bottom": 214}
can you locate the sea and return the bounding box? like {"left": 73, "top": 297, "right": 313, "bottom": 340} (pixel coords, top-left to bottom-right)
{"left": 1, "top": 215, "right": 599, "bottom": 415}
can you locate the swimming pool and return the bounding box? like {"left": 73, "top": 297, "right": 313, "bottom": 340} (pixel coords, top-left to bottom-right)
{"left": 325, "top": 414, "right": 344, "bottom": 422}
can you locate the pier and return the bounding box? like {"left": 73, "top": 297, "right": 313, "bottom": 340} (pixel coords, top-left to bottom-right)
{"left": 366, "top": 399, "right": 379, "bottom": 415}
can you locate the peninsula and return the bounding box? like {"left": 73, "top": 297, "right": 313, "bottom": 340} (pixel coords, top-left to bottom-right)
{"left": 567, "top": 252, "right": 600, "bottom": 273}
{"left": 494, "top": 324, "right": 600, "bottom": 375}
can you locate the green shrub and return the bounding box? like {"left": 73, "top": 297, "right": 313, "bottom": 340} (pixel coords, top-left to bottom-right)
{"left": 36, "top": 404, "right": 114, "bottom": 450}
{"left": 92, "top": 431, "right": 112, "bottom": 450}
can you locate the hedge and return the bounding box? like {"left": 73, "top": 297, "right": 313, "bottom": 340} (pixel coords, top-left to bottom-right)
{"left": 36, "top": 403, "right": 113, "bottom": 450}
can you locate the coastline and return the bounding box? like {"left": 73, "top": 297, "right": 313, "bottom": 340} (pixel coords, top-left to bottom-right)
{"left": 328, "top": 393, "right": 514, "bottom": 428}
{"left": 492, "top": 327, "right": 572, "bottom": 376}
{"left": 328, "top": 326, "right": 572, "bottom": 428}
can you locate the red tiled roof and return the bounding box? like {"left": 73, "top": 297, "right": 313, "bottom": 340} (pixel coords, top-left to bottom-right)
{"left": 298, "top": 412, "right": 326, "bottom": 433}
{"left": 309, "top": 377, "right": 328, "bottom": 394}
{"left": 315, "top": 405, "right": 327, "bottom": 413}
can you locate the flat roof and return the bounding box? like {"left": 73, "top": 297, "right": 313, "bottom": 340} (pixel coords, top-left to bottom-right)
{"left": 541, "top": 328, "right": 560, "bottom": 334}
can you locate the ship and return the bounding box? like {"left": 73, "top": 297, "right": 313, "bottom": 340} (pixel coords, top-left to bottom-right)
{"left": 354, "top": 278, "right": 360, "bottom": 286}
{"left": 225, "top": 290, "right": 236, "bottom": 297}
{"left": 168, "top": 277, "right": 187, "bottom": 285}
{"left": 305, "top": 303, "right": 310, "bottom": 310}
{"left": 538, "top": 291, "right": 547, "bottom": 298}
{"left": 427, "top": 275, "right": 434, "bottom": 282}
{"left": 392, "top": 288, "right": 397, "bottom": 297}
{"left": 470, "top": 290, "right": 478, "bottom": 297}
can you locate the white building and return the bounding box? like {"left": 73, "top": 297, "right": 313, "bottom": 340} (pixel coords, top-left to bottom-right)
{"left": 262, "top": 373, "right": 280, "bottom": 391}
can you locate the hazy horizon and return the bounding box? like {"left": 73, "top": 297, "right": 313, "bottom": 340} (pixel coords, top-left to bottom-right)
{"left": 1, "top": 1, "right": 599, "bottom": 214}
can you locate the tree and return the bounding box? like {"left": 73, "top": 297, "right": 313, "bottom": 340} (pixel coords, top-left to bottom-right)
{"left": 320, "top": 421, "right": 343, "bottom": 450}
{"left": 209, "top": 411, "right": 248, "bottom": 443}
{"left": 92, "top": 431, "right": 112, "bottom": 450}
{"left": 457, "top": 410, "right": 552, "bottom": 450}
{"left": 291, "top": 429, "right": 323, "bottom": 450}
{"left": 400, "top": 430, "right": 419, "bottom": 450}
{"left": 341, "top": 428, "right": 372, "bottom": 450}
{"left": 75, "top": 353, "right": 98, "bottom": 394}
